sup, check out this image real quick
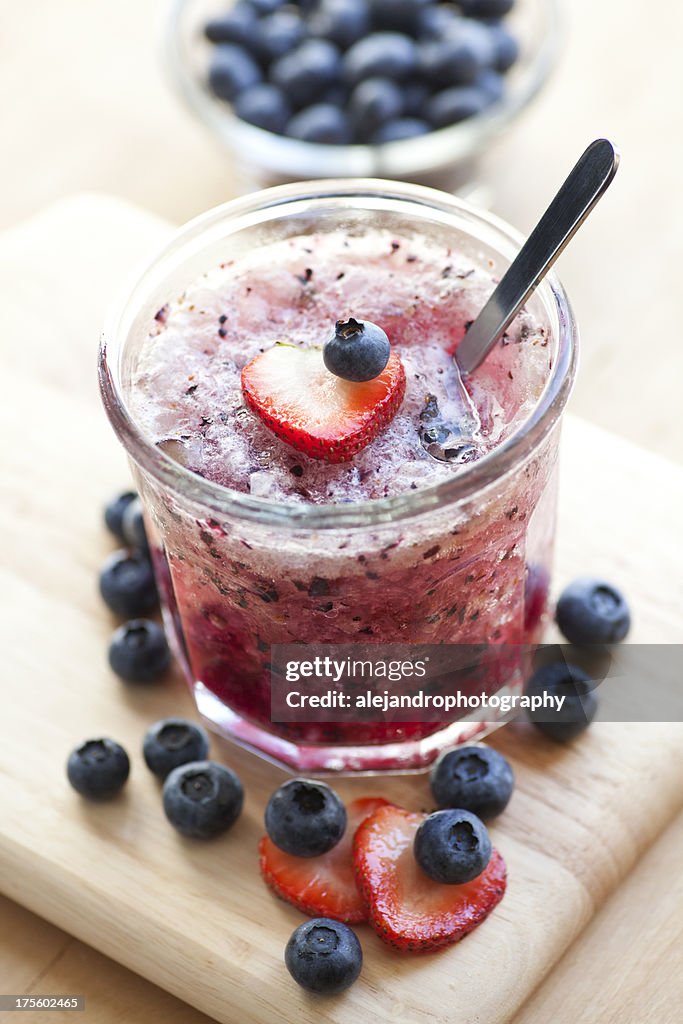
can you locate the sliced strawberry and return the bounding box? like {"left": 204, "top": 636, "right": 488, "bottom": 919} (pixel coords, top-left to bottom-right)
{"left": 353, "top": 804, "right": 507, "bottom": 952}
{"left": 259, "top": 797, "right": 390, "bottom": 923}
{"left": 241, "top": 345, "right": 406, "bottom": 463}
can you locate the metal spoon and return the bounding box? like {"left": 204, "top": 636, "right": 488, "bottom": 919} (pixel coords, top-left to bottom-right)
{"left": 456, "top": 138, "right": 620, "bottom": 375}
{"left": 421, "top": 139, "right": 620, "bottom": 462}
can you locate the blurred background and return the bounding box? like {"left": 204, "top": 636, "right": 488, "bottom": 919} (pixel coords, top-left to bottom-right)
{"left": 1, "top": 0, "right": 681, "bottom": 463}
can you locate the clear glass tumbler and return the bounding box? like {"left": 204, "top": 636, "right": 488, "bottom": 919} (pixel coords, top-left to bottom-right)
{"left": 99, "top": 180, "right": 577, "bottom": 773}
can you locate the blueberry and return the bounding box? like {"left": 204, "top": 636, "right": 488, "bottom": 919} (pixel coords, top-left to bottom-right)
{"left": 343, "top": 32, "right": 418, "bottom": 85}
{"left": 287, "top": 103, "right": 352, "bottom": 143}
{"left": 204, "top": 4, "right": 259, "bottom": 48}
{"left": 259, "top": 10, "right": 306, "bottom": 62}
{"left": 245, "top": 0, "right": 286, "bottom": 13}
{"left": 348, "top": 77, "right": 404, "bottom": 138}
{"left": 401, "top": 79, "right": 430, "bottom": 117}
{"left": 417, "top": 5, "right": 463, "bottom": 38}
{"left": 459, "top": 0, "right": 515, "bottom": 18}
{"left": 427, "top": 85, "right": 492, "bottom": 127}
{"left": 208, "top": 44, "right": 262, "bottom": 102}
{"left": 419, "top": 21, "right": 495, "bottom": 87}
{"left": 525, "top": 662, "right": 598, "bottom": 742}
{"left": 143, "top": 718, "right": 210, "bottom": 779}
{"left": 99, "top": 549, "right": 158, "bottom": 618}
{"left": 234, "top": 84, "right": 292, "bottom": 132}
{"left": 271, "top": 39, "right": 342, "bottom": 108}
{"left": 475, "top": 68, "right": 505, "bottom": 101}
{"left": 323, "top": 317, "right": 391, "bottom": 381}
{"left": 121, "top": 496, "right": 150, "bottom": 556}
{"left": 108, "top": 619, "right": 171, "bottom": 683}
{"left": 320, "top": 81, "right": 351, "bottom": 108}
{"left": 372, "top": 116, "right": 430, "bottom": 141}
{"left": 265, "top": 778, "right": 346, "bottom": 857}
{"left": 489, "top": 21, "right": 520, "bottom": 72}
{"left": 104, "top": 490, "right": 137, "bottom": 542}
{"left": 430, "top": 745, "right": 514, "bottom": 819}
{"left": 67, "top": 738, "right": 130, "bottom": 799}
{"left": 308, "top": 0, "right": 371, "bottom": 50}
{"left": 285, "top": 919, "right": 362, "bottom": 995}
{"left": 414, "top": 809, "right": 492, "bottom": 884}
{"left": 163, "top": 761, "right": 244, "bottom": 839}
{"left": 369, "top": 0, "right": 432, "bottom": 35}
{"left": 555, "top": 578, "right": 631, "bottom": 646}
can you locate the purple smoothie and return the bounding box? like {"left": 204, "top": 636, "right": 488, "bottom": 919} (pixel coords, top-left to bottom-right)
{"left": 126, "top": 224, "right": 557, "bottom": 770}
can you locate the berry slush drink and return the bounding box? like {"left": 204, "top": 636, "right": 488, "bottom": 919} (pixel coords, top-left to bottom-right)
{"left": 100, "top": 182, "right": 576, "bottom": 772}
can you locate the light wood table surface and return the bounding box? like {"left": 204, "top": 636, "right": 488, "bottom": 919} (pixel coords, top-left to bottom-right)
{"left": 1, "top": 0, "right": 682, "bottom": 1021}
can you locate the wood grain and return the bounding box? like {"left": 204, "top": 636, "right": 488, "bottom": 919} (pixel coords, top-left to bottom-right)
{"left": 512, "top": 810, "right": 683, "bottom": 1024}
{"left": 0, "top": 196, "right": 682, "bottom": 1024}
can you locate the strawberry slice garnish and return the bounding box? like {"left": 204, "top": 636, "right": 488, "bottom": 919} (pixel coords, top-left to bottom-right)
{"left": 353, "top": 804, "right": 507, "bottom": 952}
{"left": 241, "top": 345, "right": 406, "bottom": 463}
{"left": 259, "top": 797, "right": 390, "bottom": 923}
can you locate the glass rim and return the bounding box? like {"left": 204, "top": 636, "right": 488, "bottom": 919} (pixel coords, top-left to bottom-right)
{"left": 98, "top": 178, "right": 578, "bottom": 530}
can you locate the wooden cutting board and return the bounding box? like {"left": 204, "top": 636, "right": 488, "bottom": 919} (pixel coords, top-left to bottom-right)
{"left": 1, "top": 196, "right": 682, "bottom": 1024}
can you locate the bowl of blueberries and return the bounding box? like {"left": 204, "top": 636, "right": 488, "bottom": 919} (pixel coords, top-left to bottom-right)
{"left": 166, "top": 0, "right": 560, "bottom": 193}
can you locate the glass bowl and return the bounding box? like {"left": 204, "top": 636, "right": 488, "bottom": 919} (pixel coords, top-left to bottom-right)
{"left": 165, "top": 0, "right": 562, "bottom": 194}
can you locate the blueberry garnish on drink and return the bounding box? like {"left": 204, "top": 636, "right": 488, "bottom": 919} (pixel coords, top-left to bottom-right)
{"left": 323, "top": 317, "right": 391, "bottom": 382}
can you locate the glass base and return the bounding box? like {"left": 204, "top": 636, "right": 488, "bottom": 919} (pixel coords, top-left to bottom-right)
{"left": 193, "top": 681, "right": 508, "bottom": 775}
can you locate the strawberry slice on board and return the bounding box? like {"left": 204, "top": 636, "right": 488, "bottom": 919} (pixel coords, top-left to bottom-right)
{"left": 353, "top": 803, "right": 507, "bottom": 952}
{"left": 241, "top": 345, "right": 406, "bottom": 463}
{"left": 258, "top": 797, "right": 390, "bottom": 924}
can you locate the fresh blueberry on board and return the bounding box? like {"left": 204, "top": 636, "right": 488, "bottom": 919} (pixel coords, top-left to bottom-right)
{"left": 234, "top": 83, "right": 292, "bottom": 133}
{"left": 143, "top": 718, "right": 210, "bottom": 779}
{"left": 208, "top": 44, "right": 263, "bottom": 102}
{"left": 323, "top": 317, "right": 391, "bottom": 381}
{"left": 287, "top": 102, "right": 352, "bottom": 143}
{"left": 265, "top": 778, "right": 347, "bottom": 857}
{"left": 372, "top": 116, "right": 430, "bottom": 141}
{"left": 308, "top": 0, "right": 371, "bottom": 49}
{"left": 121, "top": 496, "right": 150, "bottom": 556}
{"left": 525, "top": 661, "right": 598, "bottom": 742}
{"left": 270, "top": 38, "right": 342, "bottom": 107}
{"left": 430, "top": 745, "right": 514, "bottom": 819}
{"left": 354, "top": 803, "right": 507, "bottom": 951}
{"left": 99, "top": 549, "right": 158, "bottom": 618}
{"left": 556, "top": 577, "right": 632, "bottom": 646}
{"left": 414, "top": 808, "right": 492, "bottom": 884}
{"left": 343, "top": 32, "right": 418, "bottom": 85}
{"left": 67, "top": 738, "right": 130, "bottom": 799}
{"left": 348, "top": 77, "right": 404, "bottom": 137}
{"left": 259, "top": 10, "right": 307, "bottom": 62}
{"left": 163, "top": 761, "right": 244, "bottom": 838}
{"left": 104, "top": 490, "right": 137, "bottom": 543}
{"left": 427, "top": 84, "right": 492, "bottom": 128}
{"left": 285, "top": 918, "right": 362, "bottom": 995}
{"left": 108, "top": 619, "right": 171, "bottom": 683}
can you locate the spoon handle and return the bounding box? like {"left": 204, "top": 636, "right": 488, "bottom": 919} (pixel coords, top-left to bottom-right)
{"left": 456, "top": 138, "right": 620, "bottom": 376}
